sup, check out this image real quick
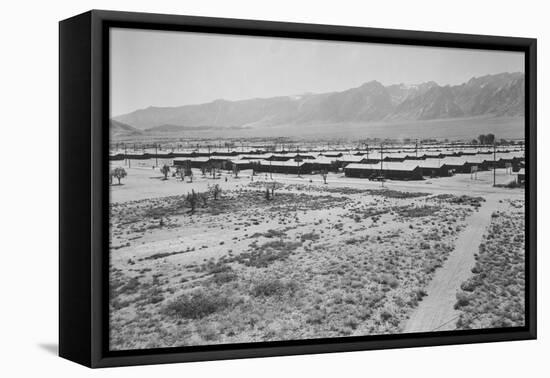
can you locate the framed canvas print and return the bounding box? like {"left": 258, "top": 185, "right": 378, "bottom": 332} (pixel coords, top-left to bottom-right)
{"left": 59, "top": 10, "right": 536, "bottom": 368}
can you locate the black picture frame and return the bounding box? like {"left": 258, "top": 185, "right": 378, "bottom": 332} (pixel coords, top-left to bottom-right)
{"left": 59, "top": 9, "right": 537, "bottom": 368}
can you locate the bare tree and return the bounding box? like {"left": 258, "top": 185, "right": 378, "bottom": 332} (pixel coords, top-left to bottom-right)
{"left": 321, "top": 169, "right": 328, "bottom": 184}
{"left": 210, "top": 184, "right": 222, "bottom": 200}
{"left": 204, "top": 162, "right": 218, "bottom": 179}
{"left": 211, "top": 162, "right": 220, "bottom": 178}
{"left": 186, "top": 190, "right": 198, "bottom": 214}
{"left": 161, "top": 164, "right": 170, "bottom": 180}
{"left": 181, "top": 161, "right": 193, "bottom": 182}
{"left": 206, "top": 162, "right": 214, "bottom": 178}
{"left": 176, "top": 167, "right": 185, "bottom": 181}
{"left": 111, "top": 167, "right": 127, "bottom": 185}
{"left": 200, "top": 192, "right": 208, "bottom": 207}
{"left": 265, "top": 186, "right": 271, "bottom": 201}
{"left": 232, "top": 163, "right": 240, "bottom": 178}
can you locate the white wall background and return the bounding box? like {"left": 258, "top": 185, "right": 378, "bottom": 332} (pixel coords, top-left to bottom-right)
{"left": 1, "top": 0, "right": 546, "bottom": 376}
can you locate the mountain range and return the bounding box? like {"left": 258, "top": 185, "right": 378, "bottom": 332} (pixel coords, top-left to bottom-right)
{"left": 112, "top": 72, "right": 524, "bottom": 137}
{"left": 110, "top": 119, "right": 144, "bottom": 138}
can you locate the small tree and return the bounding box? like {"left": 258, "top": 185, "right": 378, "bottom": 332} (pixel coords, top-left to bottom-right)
{"left": 184, "top": 163, "right": 193, "bottom": 181}
{"left": 161, "top": 164, "right": 170, "bottom": 180}
{"left": 186, "top": 190, "right": 198, "bottom": 214}
{"left": 176, "top": 167, "right": 185, "bottom": 181}
{"left": 211, "top": 162, "right": 220, "bottom": 179}
{"left": 265, "top": 186, "right": 271, "bottom": 201}
{"left": 210, "top": 184, "right": 222, "bottom": 200}
{"left": 200, "top": 192, "right": 208, "bottom": 207}
{"left": 321, "top": 169, "right": 328, "bottom": 184}
{"left": 478, "top": 134, "right": 496, "bottom": 145}
{"left": 233, "top": 164, "right": 240, "bottom": 178}
{"left": 205, "top": 162, "right": 212, "bottom": 178}
{"left": 178, "top": 161, "right": 193, "bottom": 182}
{"left": 111, "top": 167, "right": 127, "bottom": 185}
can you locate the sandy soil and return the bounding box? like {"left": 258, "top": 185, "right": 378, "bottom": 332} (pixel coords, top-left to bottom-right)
{"left": 402, "top": 197, "right": 506, "bottom": 332}
{"left": 454, "top": 201, "right": 526, "bottom": 329}
{"left": 108, "top": 163, "right": 525, "bottom": 350}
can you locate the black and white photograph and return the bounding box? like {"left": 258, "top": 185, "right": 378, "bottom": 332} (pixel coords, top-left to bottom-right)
{"left": 107, "top": 27, "right": 527, "bottom": 351}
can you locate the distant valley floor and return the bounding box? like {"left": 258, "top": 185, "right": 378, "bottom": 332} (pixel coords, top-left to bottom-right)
{"left": 111, "top": 116, "right": 524, "bottom": 142}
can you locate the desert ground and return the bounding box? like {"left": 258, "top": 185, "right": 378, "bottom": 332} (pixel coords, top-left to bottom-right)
{"left": 109, "top": 164, "right": 525, "bottom": 350}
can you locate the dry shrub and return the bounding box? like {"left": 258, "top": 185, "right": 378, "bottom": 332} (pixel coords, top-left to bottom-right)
{"left": 211, "top": 270, "right": 238, "bottom": 285}
{"left": 251, "top": 278, "right": 298, "bottom": 297}
{"left": 233, "top": 240, "right": 302, "bottom": 268}
{"left": 163, "top": 289, "right": 231, "bottom": 319}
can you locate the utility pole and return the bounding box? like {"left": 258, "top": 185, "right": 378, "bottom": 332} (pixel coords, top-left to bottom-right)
{"left": 155, "top": 143, "right": 158, "bottom": 168}
{"left": 296, "top": 157, "right": 302, "bottom": 178}
{"left": 493, "top": 142, "right": 497, "bottom": 186}
{"left": 124, "top": 143, "right": 127, "bottom": 167}
{"left": 415, "top": 139, "right": 418, "bottom": 158}
{"left": 380, "top": 144, "right": 384, "bottom": 173}
{"left": 380, "top": 144, "right": 384, "bottom": 187}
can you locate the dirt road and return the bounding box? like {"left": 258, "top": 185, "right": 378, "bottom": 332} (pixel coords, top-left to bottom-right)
{"left": 402, "top": 197, "right": 501, "bottom": 333}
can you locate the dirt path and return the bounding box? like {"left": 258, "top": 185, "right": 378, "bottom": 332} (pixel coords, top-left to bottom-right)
{"left": 402, "top": 197, "right": 500, "bottom": 333}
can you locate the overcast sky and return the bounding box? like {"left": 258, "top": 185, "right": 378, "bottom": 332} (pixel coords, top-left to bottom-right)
{"left": 110, "top": 28, "right": 524, "bottom": 117}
